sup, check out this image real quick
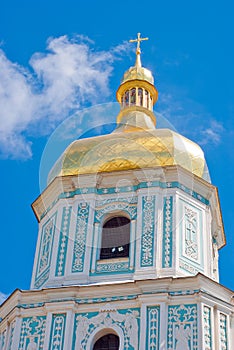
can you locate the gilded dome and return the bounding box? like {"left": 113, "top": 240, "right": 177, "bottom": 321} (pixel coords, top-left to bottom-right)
{"left": 122, "top": 65, "right": 154, "bottom": 85}
{"left": 47, "top": 35, "right": 209, "bottom": 185}
{"left": 48, "top": 128, "right": 209, "bottom": 184}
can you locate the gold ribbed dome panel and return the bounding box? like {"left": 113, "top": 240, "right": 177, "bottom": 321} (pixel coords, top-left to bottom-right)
{"left": 48, "top": 129, "right": 206, "bottom": 184}
{"left": 122, "top": 66, "right": 154, "bottom": 85}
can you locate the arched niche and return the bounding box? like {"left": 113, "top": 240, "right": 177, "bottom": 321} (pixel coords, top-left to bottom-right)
{"left": 87, "top": 326, "right": 124, "bottom": 350}
{"left": 93, "top": 333, "right": 119, "bottom": 350}
{"left": 100, "top": 216, "right": 130, "bottom": 260}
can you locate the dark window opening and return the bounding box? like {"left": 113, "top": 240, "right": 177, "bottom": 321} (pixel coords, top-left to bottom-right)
{"left": 100, "top": 216, "right": 130, "bottom": 260}
{"left": 138, "top": 88, "right": 143, "bottom": 106}
{"left": 130, "top": 88, "right": 136, "bottom": 105}
{"left": 93, "top": 333, "right": 119, "bottom": 350}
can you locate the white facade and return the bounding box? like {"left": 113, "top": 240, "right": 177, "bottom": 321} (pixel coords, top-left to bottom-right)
{"left": 0, "top": 275, "right": 233, "bottom": 349}
{"left": 30, "top": 166, "right": 223, "bottom": 290}
{"left": 0, "top": 165, "right": 232, "bottom": 350}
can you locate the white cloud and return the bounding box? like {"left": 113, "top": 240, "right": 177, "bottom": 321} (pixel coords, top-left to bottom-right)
{"left": 157, "top": 91, "right": 225, "bottom": 147}
{"left": 0, "top": 291, "right": 8, "bottom": 305}
{"left": 0, "top": 35, "right": 129, "bottom": 159}
{"left": 199, "top": 120, "right": 224, "bottom": 146}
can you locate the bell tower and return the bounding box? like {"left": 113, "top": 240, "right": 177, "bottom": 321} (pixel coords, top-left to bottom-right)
{"left": 0, "top": 34, "right": 233, "bottom": 350}
{"left": 30, "top": 33, "right": 224, "bottom": 290}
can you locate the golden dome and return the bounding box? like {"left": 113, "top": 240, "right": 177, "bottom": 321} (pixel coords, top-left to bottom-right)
{"left": 48, "top": 128, "right": 208, "bottom": 184}
{"left": 122, "top": 65, "right": 154, "bottom": 85}
{"left": 47, "top": 34, "right": 209, "bottom": 184}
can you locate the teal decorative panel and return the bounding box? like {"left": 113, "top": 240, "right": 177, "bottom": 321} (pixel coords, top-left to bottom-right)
{"left": 184, "top": 207, "right": 198, "bottom": 260}
{"left": 203, "top": 306, "right": 212, "bottom": 350}
{"left": 7, "top": 321, "right": 15, "bottom": 350}
{"left": 34, "top": 213, "right": 57, "bottom": 288}
{"left": 140, "top": 196, "right": 156, "bottom": 267}
{"left": 179, "top": 199, "right": 204, "bottom": 274}
{"left": 72, "top": 305, "right": 140, "bottom": 350}
{"left": 0, "top": 330, "right": 6, "bottom": 350}
{"left": 162, "top": 196, "right": 173, "bottom": 268}
{"left": 96, "top": 260, "right": 129, "bottom": 273}
{"left": 72, "top": 202, "right": 90, "bottom": 273}
{"left": 49, "top": 314, "right": 66, "bottom": 350}
{"left": 219, "top": 313, "right": 228, "bottom": 349}
{"left": 146, "top": 306, "right": 160, "bottom": 349}
{"left": 167, "top": 304, "right": 198, "bottom": 350}
{"left": 55, "top": 207, "right": 72, "bottom": 277}
{"left": 18, "top": 316, "right": 46, "bottom": 350}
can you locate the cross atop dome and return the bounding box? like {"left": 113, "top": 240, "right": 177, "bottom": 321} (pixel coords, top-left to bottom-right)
{"left": 129, "top": 32, "right": 149, "bottom": 68}
{"left": 129, "top": 32, "right": 149, "bottom": 54}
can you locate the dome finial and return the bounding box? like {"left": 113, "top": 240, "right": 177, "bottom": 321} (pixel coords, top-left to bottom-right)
{"left": 129, "top": 32, "right": 149, "bottom": 68}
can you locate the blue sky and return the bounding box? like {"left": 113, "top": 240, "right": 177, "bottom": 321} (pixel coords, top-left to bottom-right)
{"left": 0, "top": 0, "right": 233, "bottom": 300}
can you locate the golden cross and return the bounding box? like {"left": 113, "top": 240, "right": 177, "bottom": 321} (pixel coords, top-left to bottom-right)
{"left": 129, "top": 32, "right": 149, "bottom": 53}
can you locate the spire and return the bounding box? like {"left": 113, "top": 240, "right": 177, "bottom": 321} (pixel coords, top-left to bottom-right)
{"left": 115, "top": 33, "right": 158, "bottom": 132}
{"left": 129, "top": 32, "right": 148, "bottom": 69}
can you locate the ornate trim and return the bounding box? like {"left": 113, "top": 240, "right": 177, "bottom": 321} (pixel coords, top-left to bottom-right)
{"left": 219, "top": 313, "right": 228, "bottom": 349}
{"left": 95, "top": 197, "right": 137, "bottom": 222}
{"left": 73, "top": 304, "right": 139, "bottom": 350}
{"left": 49, "top": 314, "right": 66, "bottom": 350}
{"left": 141, "top": 196, "right": 156, "bottom": 267}
{"left": 55, "top": 207, "right": 72, "bottom": 277}
{"left": 39, "top": 181, "right": 208, "bottom": 221}
{"left": 34, "top": 213, "right": 57, "bottom": 288}
{"left": 203, "top": 306, "right": 212, "bottom": 350}
{"left": 9, "top": 321, "right": 15, "bottom": 350}
{"left": 18, "top": 316, "right": 46, "bottom": 350}
{"left": 147, "top": 306, "right": 160, "bottom": 349}
{"left": 179, "top": 199, "right": 204, "bottom": 274}
{"left": 184, "top": 207, "right": 198, "bottom": 261}
{"left": 162, "top": 196, "right": 173, "bottom": 268}
{"left": 167, "top": 304, "right": 198, "bottom": 350}
{"left": 96, "top": 260, "right": 129, "bottom": 273}
{"left": 0, "top": 329, "right": 6, "bottom": 350}
{"left": 72, "top": 202, "right": 90, "bottom": 273}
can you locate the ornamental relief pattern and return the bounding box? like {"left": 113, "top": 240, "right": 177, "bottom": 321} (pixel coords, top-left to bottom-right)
{"left": 219, "top": 313, "right": 228, "bottom": 349}
{"left": 96, "top": 261, "right": 129, "bottom": 273}
{"left": 7, "top": 320, "right": 15, "bottom": 350}
{"left": 56, "top": 207, "right": 72, "bottom": 277}
{"left": 203, "top": 306, "right": 212, "bottom": 350}
{"left": 74, "top": 304, "right": 139, "bottom": 350}
{"left": 184, "top": 207, "right": 198, "bottom": 261}
{"left": 95, "top": 197, "right": 137, "bottom": 222}
{"left": 0, "top": 330, "right": 6, "bottom": 350}
{"left": 147, "top": 306, "right": 160, "bottom": 350}
{"left": 162, "top": 196, "right": 173, "bottom": 268}
{"left": 141, "top": 196, "right": 156, "bottom": 267}
{"left": 35, "top": 213, "right": 57, "bottom": 287}
{"left": 72, "top": 202, "right": 90, "bottom": 273}
{"left": 167, "top": 304, "right": 198, "bottom": 350}
{"left": 18, "top": 316, "right": 46, "bottom": 350}
{"left": 49, "top": 314, "right": 66, "bottom": 350}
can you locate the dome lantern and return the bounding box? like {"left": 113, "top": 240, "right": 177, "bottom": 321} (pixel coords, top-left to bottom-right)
{"left": 116, "top": 33, "right": 158, "bottom": 130}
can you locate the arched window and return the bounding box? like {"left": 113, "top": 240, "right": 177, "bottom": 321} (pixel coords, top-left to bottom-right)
{"left": 145, "top": 90, "right": 149, "bottom": 108}
{"left": 93, "top": 333, "right": 119, "bottom": 350}
{"left": 130, "top": 88, "right": 136, "bottom": 105}
{"left": 124, "top": 90, "right": 129, "bottom": 106}
{"left": 138, "top": 88, "right": 143, "bottom": 106}
{"left": 100, "top": 216, "right": 130, "bottom": 260}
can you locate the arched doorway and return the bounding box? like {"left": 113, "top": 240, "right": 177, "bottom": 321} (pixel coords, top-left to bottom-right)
{"left": 93, "top": 333, "right": 119, "bottom": 350}
{"left": 100, "top": 216, "right": 130, "bottom": 260}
